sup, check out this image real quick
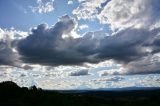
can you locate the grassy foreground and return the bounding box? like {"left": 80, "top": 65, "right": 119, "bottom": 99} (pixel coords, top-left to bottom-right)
{"left": 0, "top": 81, "right": 160, "bottom": 106}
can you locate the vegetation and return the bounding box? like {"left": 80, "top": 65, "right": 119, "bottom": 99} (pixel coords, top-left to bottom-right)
{"left": 0, "top": 81, "right": 160, "bottom": 106}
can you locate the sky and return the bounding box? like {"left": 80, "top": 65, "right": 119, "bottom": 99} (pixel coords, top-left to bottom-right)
{"left": 0, "top": 0, "right": 160, "bottom": 90}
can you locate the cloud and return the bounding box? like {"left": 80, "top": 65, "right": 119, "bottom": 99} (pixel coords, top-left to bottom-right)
{"left": 71, "top": 0, "right": 160, "bottom": 75}
{"left": 73, "top": 0, "right": 160, "bottom": 30}
{"left": 18, "top": 15, "right": 83, "bottom": 66}
{"left": 68, "top": 0, "right": 74, "bottom": 5}
{"left": 124, "top": 55, "right": 160, "bottom": 74}
{"left": 0, "top": 41, "right": 18, "bottom": 66}
{"left": 30, "top": 0, "right": 54, "bottom": 14}
{"left": 98, "top": 0, "right": 160, "bottom": 30}
{"left": 99, "top": 69, "right": 124, "bottom": 76}
{"left": 79, "top": 24, "right": 89, "bottom": 30}
{"left": 99, "top": 76, "right": 124, "bottom": 82}
{"left": 72, "top": 0, "right": 108, "bottom": 20}
{"left": 0, "top": 28, "right": 27, "bottom": 67}
{"left": 17, "top": 15, "right": 107, "bottom": 66}
{"left": 69, "top": 69, "right": 89, "bottom": 76}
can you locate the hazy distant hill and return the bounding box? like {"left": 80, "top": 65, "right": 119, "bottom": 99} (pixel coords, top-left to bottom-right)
{"left": 0, "top": 81, "right": 160, "bottom": 106}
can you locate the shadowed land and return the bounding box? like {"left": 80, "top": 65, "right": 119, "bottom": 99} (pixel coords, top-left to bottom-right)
{"left": 0, "top": 81, "right": 160, "bottom": 106}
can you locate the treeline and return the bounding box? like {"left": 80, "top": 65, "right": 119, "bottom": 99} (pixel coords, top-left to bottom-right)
{"left": 0, "top": 81, "right": 160, "bottom": 106}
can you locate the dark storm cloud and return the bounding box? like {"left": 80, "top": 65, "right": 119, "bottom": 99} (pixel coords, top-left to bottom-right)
{"left": 17, "top": 15, "right": 92, "bottom": 66}
{"left": 17, "top": 15, "right": 160, "bottom": 68}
